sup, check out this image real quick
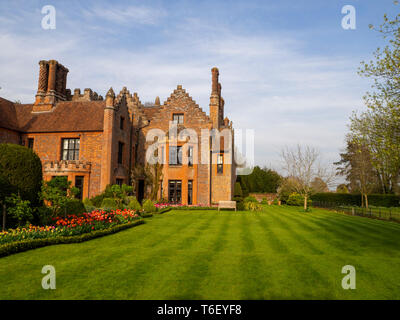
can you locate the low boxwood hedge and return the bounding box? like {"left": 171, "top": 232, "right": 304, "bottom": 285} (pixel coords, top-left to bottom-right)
{"left": 156, "top": 208, "right": 172, "bottom": 214}
{"left": 171, "top": 206, "right": 217, "bottom": 210}
{"left": 0, "top": 219, "right": 145, "bottom": 258}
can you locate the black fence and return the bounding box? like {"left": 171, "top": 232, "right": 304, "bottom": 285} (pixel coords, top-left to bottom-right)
{"left": 312, "top": 201, "right": 400, "bottom": 223}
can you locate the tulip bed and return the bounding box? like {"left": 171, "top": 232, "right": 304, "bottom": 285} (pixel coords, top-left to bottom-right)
{"left": 0, "top": 209, "right": 140, "bottom": 245}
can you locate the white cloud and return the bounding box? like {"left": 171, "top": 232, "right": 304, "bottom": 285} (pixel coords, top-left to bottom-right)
{"left": 82, "top": 5, "right": 166, "bottom": 25}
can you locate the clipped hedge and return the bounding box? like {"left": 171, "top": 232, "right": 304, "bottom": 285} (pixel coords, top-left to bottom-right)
{"left": 171, "top": 206, "right": 218, "bottom": 210}
{"left": 156, "top": 207, "right": 172, "bottom": 214}
{"left": 0, "top": 143, "right": 42, "bottom": 206}
{"left": 0, "top": 219, "right": 145, "bottom": 258}
{"left": 311, "top": 193, "right": 400, "bottom": 207}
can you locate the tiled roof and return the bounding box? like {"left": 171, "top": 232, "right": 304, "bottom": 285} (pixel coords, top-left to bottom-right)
{"left": 0, "top": 98, "right": 20, "bottom": 131}
{"left": 0, "top": 98, "right": 106, "bottom": 133}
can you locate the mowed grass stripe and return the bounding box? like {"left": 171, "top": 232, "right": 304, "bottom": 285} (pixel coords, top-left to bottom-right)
{"left": 268, "top": 207, "right": 362, "bottom": 255}
{"left": 277, "top": 207, "right": 399, "bottom": 255}
{"left": 237, "top": 212, "right": 272, "bottom": 299}
{"left": 1, "top": 207, "right": 400, "bottom": 299}
{"left": 259, "top": 208, "right": 335, "bottom": 299}
{"left": 167, "top": 211, "right": 232, "bottom": 299}
{"left": 100, "top": 211, "right": 217, "bottom": 299}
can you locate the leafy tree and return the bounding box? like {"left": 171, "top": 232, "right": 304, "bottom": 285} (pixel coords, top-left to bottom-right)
{"left": 310, "top": 177, "right": 329, "bottom": 193}
{"left": 277, "top": 176, "right": 301, "bottom": 203}
{"left": 350, "top": 3, "right": 400, "bottom": 194}
{"left": 5, "top": 193, "right": 33, "bottom": 227}
{"left": 40, "top": 177, "right": 79, "bottom": 217}
{"left": 335, "top": 138, "right": 380, "bottom": 207}
{"left": 239, "top": 166, "right": 281, "bottom": 193}
{"left": 336, "top": 184, "right": 350, "bottom": 194}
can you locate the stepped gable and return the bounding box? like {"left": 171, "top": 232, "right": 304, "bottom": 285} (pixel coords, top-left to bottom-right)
{"left": 150, "top": 85, "right": 212, "bottom": 125}
{"left": 117, "top": 88, "right": 149, "bottom": 125}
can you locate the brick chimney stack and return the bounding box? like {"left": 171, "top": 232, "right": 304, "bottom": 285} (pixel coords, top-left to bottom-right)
{"left": 209, "top": 67, "right": 223, "bottom": 129}
{"left": 33, "top": 59, "right": 69, "bottom": 112}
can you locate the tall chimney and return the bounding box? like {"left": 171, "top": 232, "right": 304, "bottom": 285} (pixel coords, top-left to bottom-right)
{"left": 209, "top": 67, "right": 221, "bottom": 129}
{"left": 33, "top": 59, "right": 69, "bottom": 112}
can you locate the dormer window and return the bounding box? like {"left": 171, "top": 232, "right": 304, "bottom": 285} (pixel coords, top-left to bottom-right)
{"left": 172, "top": 113, "right": 184, "bottom": 124}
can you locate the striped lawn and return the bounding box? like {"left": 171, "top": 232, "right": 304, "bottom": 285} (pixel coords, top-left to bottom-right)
{"left": 0, "top": 206, "right": 399, "bottom": 299}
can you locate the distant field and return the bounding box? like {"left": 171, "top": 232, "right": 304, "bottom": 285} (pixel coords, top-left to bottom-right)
{"left": 1, "top": 206, "right": 399, "bottom": 299}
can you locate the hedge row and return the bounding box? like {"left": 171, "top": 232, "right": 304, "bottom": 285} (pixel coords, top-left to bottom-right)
{"left": 311, "top": 193, "right": 400, "bottom": 207}
{"left": 171, "top": 206, "right": 217, "bottom": 210}
{"left": 156, "top": 208, "right": 172, "bottom": 214}
{"left": 0, "top": 219, "right": 145, "bottom": 258}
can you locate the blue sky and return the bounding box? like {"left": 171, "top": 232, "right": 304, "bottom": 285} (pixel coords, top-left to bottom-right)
{"left": 0, "top": 0, "right": 397, "bottom": 177}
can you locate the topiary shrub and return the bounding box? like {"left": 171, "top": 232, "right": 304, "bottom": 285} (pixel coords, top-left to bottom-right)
{"left": 142, "top": 199, "right": 156, "bottom": 213}
{"left": 124, "top": 196, "right": 136, "bottom": 205}
{"left": 128, "top": 197, "right": 142, "bottom": 212}
{"left": 83, "top": 198, "right": 95, "bottom": 212}
{"left": 0, "top": 143, "right": 42, "bottom": 207}
{"left": 101, "top": 198, "right": 118, "bottom": 210}
{"left": 234, "top": 182, "right": 244, "bottom": 211}
{"left": 236, "top": 201, "right": 245, "bottom": 211}
{"left": 90, "top": 193, "right": 106, "bottom": 208}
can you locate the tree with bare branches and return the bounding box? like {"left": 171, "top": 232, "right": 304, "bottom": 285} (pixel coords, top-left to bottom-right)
{"left": 280, "top": 145, "right": 335, "bottom": 211}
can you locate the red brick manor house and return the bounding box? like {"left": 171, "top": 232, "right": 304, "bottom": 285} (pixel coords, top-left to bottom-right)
{"left": 0, "top": 60, "right": 236, "bottom": 205}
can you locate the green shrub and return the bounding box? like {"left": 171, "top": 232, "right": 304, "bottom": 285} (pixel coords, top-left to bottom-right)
{"left": 272, "top": 199, "right": 279, "bottom": 205}
{"left": 35, "top": 206, "right": 53, "bottom": 226}
{"left": 124, "top": 196, "right": 136, "bottom": 205}
{"left": 261, "top": 198, "right": 268, "bottom": 205}
{"left": 142, "top": 199, "right": 156, "bottom": 213}
{"left": 90, "top": 193, "right": 105, "bottom": 208}
{"left": 236, "top": 201, "right": 245, "bottom": 211}
{"left": 287, "top": 193, "right": 312, "bottom": 207}
{"left": 128, "top": 197, "right": 142, "bottom": 212}
{"left": 101, "top": 198, "right": 118, "bottom": 210}
{"left": 5, "top": 193, "right": 33, "bottom": 227}
{"left": 59, "top": 199, "right": 86, "bottom": 216}
{"left": 244, "top": 201, "right": 262, "bottom": 211}
{"left": 83, "top": 198, "right": 95, "bottom": 212}
{"left": 244, "top": 196, "right": 258, "bottom": 203}
{"left": 83, "top": 198, "right": 93, "bottom": 207}
{"left": 0, "top": 143, "right": 43, "bottom": 207}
